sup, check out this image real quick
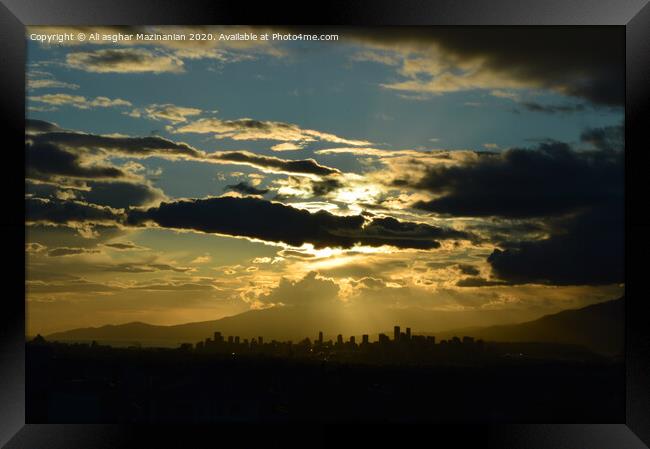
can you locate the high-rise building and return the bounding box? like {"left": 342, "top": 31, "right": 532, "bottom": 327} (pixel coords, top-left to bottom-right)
{"left": 362, "top": 334, "right": 369, "bottom": 345}
{"left": 234, "top": 336, "right": 240, "bottom": 344}
{"left": 394, "top": 326, "right": 400, "bottom": 342}
{"left": 349, "top": 336, "right": 356, "bottom": 345}
{"left": 213, "top": 331, "right": 223, "bottom": 343}
{"left": 258, "top": 336, "right": 263, "bottom": 345}
{"left": 337, "top": 334, "right": 343, "bottom": 345}
{"left": 406, "top": 327, "right": 411, "bottom": 340}
{"left": 318, "top": 331, "right": 323, "bottom": 344}
{"left": 228, "top": 336, "right": 234, "bottom": 344}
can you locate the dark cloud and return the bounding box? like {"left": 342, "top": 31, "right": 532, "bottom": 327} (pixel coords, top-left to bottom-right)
{"left": 27, "top": 141, "right": 126, "bottom": 181}
{"left": 102, "top": 242, "right": 143, "bottom": 250}
{"left": 456, "top": 264, "right": 480, "bottom": 276}
{"left": 310, "top": 178, "right": 344, "bottom": 196}
{"left": 66, "top": 48, "right": 184, "bottom": 73}
{"left": 272, "top": 177, "right": 343, "bottom": 201}
{"left": 27, "top": 197, "right": 124, "bottom": 226}
{"left": 412, "top": 142, "right": 623, "bottom": 218}
{"left": 456, "top": 277, "right": 508, "bottom": 287}
{"left": 26, "top": 119, "right": 64, "bottom": 134}
{"left": 519, "top": 102, "right": 586, "bottom": 114}
{"left": 25, "top": 120, "right": 202, "bottom": 195}
{"left": 277, "top": 249, "right": 315, "bottom": 259}
{"left": 224, "top": 181, "right": 269, "bottom": 196}
{"left": 328, "top": 27, "right": 624, "bottom": 106}
{"left": 356, "top": 216, "right": 469, "bottom": 249}
{"left": 26, "top": 178, "right": 164, "bottom": 209}
{"left": 80, "top": 181, "right": 165, "bottom": 208}
{"left": 580, "top": 124, "right": 624, "bottom": 152}
{"left": 29, "top": 130, "right": 202, "bottom": 159}
{"left": 98, "top": 262, "right": 192, "bottom": 273}
{"left": 487, "top": 205, "right": 623, "bottom": 286}
{"left": 25, "top": 122, "right": 341, "bottom": 214}
{"left": 209, "top": 151, "right": 340, "bottom": 177}
{"left": 398, "top": 137, "right": 623, "bottom": 287}
{"left": 26, "top": 121, "right": 342, "bottom": 181}
{"left": 127, "top": 196, "right": 467, "bottom": 250}
{"left": 47, "top": 247, "right": 99, "bottom": 257}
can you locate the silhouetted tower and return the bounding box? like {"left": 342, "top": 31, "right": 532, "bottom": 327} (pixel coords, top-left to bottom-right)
{"left": 349, "top": 336, "right": 356, "bottom": 345}
{"left": 228, "top": 336, "right": 234, "bottom": 344}
{"left": 394, "top": 326, "right": 400, "bottom": 342}
{"left": 318, "top": 331, "right": 323, "bottom": 345}
{"left": 337, "top": 334, "right": 343, "bottom": 346}
{"left": 362, "top": 334, "right": 369, "bottom": 345}
{"left": 258, "top": 336, "right": 263, "bottom": 345}
{"left": 406, "top": 327, "right": 411, "bottom": 340}
{"left": 234, "top": 336, "right": 240, "bottom": 344}
{"left": 214, "top": 331, "right": 223, "bottom": 343}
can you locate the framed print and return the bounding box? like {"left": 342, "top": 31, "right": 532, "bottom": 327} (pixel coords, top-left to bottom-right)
{"left": 1, "top": 0, "right": 649, "bottom": 447}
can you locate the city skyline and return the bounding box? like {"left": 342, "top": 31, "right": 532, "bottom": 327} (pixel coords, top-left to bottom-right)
{"left": 26, "top": 26, "right": 624, "bottom": 336}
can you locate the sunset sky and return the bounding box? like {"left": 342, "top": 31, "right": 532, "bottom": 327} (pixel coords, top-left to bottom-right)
{"left": 25, "top": 26, "right": 624, "bottom": 336}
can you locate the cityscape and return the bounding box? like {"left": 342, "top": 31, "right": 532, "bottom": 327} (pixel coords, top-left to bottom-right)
{"left": 190, "top": 326, "right": 523, "bottom": 364}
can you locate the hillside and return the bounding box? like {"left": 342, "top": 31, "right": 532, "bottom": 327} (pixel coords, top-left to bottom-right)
{"left": 434, "top": 297, "right": 624, "bottom": 355}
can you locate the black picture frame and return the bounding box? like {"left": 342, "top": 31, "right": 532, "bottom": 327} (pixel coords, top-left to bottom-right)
{"left": 1, "top": 0, "right": 649, "bottom": 447}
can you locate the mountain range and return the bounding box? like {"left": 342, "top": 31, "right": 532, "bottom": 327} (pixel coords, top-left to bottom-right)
{"left": 45, "top": 297, "right": 624, "bottom": 355}
{"left": 435, "top": 297, "right": 624, "bottom": 355}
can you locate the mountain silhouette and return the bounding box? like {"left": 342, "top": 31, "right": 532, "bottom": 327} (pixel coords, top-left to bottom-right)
{"left": 45, "top": 306, "right": 522, "bottom": 346}
{"left": 434, "top": 297, "right": 624, "bottom": 355}
{"left": 45, "top": 298, "right": 624, "bottom": 353}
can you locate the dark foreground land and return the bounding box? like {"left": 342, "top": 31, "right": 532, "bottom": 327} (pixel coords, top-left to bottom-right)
{"left": 27, "top": 341, "right": 624, "bottom": 423}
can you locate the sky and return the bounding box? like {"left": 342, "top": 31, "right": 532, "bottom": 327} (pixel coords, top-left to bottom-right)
{"left": 25, "top": 26, "right": 624, "bottom": 336}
